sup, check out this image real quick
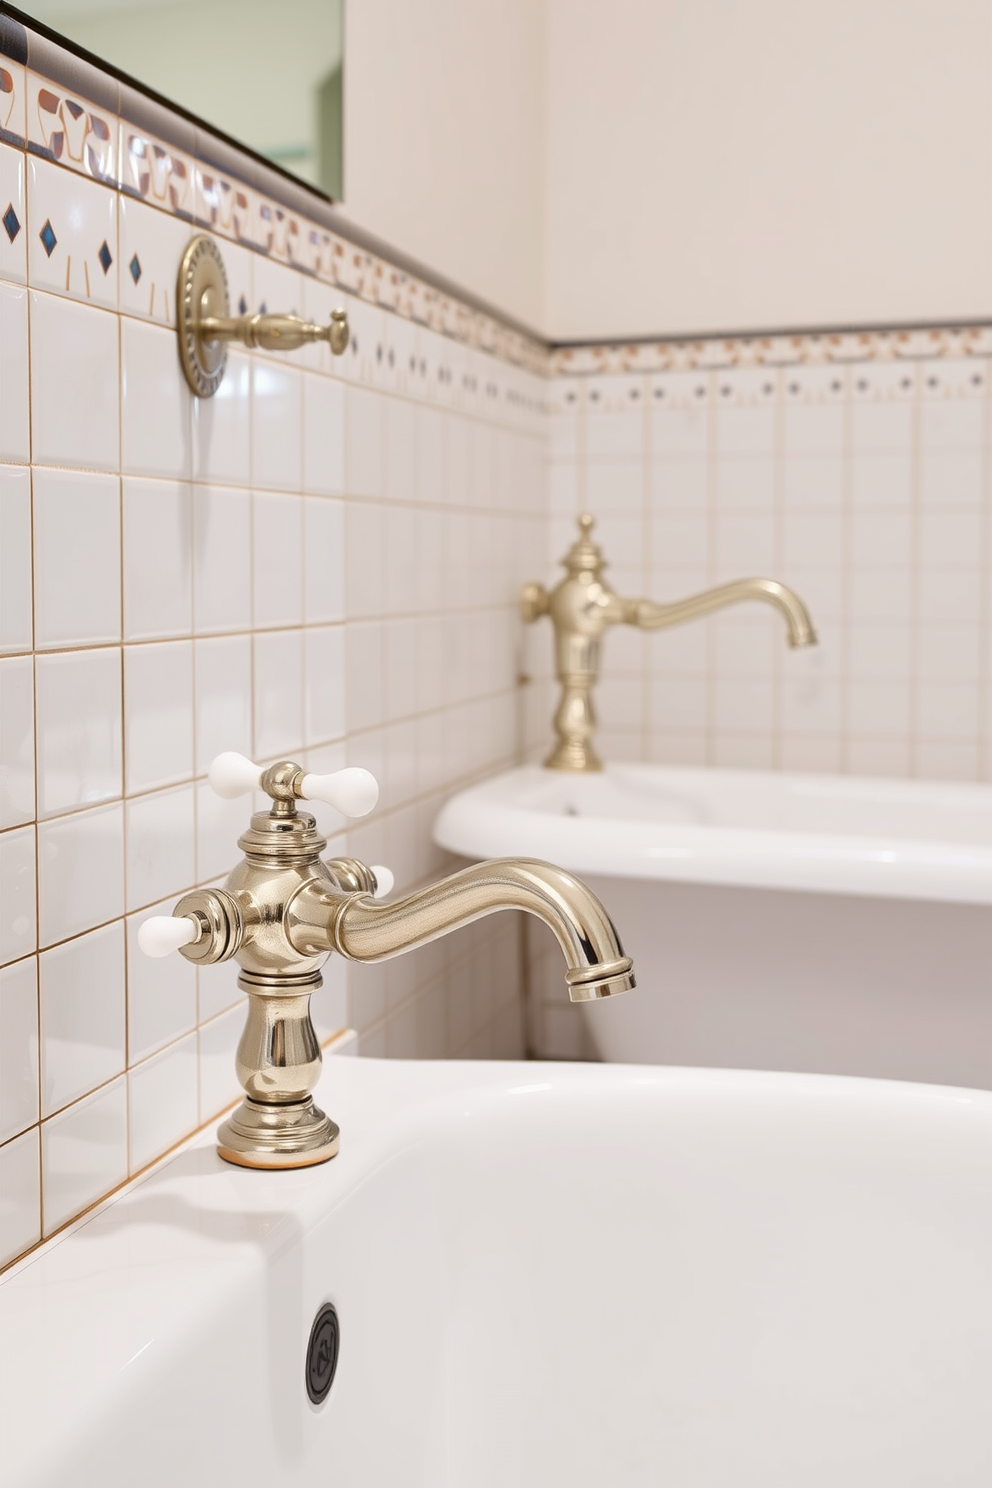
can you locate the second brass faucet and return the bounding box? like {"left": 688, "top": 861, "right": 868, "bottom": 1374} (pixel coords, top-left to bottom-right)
{"left": 522, "top": 514, "right": 817, "bottom": 772}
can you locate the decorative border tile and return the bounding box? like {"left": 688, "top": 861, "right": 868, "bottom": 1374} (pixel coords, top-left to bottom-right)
{"left": 121, "top": 123, "right": 193, "bottom": 219}
{"left": 26, "top": 71, "right": 117, "bottom": 186}
{"left": 0, "top": 56, "right": 25, "bottom": 147}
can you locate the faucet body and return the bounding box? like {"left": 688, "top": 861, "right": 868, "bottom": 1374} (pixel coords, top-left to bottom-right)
{"left": 521, "top": 514, "right": 818, "bottom": 772}
{"left": 167, "top": 766, "right": 633, "bottom": 1169}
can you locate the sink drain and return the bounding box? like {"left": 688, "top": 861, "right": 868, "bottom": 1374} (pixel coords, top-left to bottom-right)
{"left": 306, "top": 1303, "right": 340, "bottom": 1404}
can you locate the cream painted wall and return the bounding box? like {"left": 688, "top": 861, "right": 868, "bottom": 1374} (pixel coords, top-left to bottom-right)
{"left": 340, "top": 0, "right": 547, "bottom": 330}
{"left": 545, "top": 0, "right": 992, "bottom": 341}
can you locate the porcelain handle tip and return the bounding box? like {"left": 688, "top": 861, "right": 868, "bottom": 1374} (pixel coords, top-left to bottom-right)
{"left": 138, "top": 915, "right": 198, "bottom": 959}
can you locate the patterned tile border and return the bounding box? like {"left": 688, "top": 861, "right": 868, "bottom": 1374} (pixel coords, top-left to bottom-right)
{"left": 3, "top": 9, "right": 992, "bottom": 380}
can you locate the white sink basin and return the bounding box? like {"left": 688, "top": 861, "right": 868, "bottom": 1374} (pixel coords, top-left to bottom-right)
{"left": 3, "top": 1058, "right": 991, "bottom": 1486}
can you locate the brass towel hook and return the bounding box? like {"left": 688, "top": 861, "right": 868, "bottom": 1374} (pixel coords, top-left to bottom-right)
{"left": 176, "top": 234, "right": 350, "bottom": 397}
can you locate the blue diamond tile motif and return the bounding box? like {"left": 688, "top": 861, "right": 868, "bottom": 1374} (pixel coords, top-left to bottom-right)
{"left": 129, "top": 253, "right": 141, "bottom": 284}
{"left": 39, "top": 219, "right": 57, "bottom": 257}
{"left": 97, "top": 239, "right": 112, "bottom": 275}
{"left": 2, "top": 203, "right": 19, "bottom": 243}
{"left": 238, "top": 294, "right": 247, "bottom": 315}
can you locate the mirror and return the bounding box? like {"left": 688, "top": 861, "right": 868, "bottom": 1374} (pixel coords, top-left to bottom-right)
{"left": 15, "top": 0, "right": 344, "bottom": 197}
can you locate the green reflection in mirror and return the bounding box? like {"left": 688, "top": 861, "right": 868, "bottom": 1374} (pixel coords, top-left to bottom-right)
{"left": 17, "top": 0, "right": 344, "bottom": 198}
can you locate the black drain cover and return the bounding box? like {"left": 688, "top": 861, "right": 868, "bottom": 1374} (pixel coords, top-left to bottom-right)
{"left": 306, "top": 1303, "right": 340, "bottom": 1404}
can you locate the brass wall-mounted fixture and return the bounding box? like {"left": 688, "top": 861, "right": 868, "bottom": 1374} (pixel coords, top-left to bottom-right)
{"left": 139, "top": 750, "right": 633, "bottom": 1169}
{"left": 177, "top": 235, "right": 350, "bottom": 396}
{"left": 522, "top": 514, "right": 818, "bottom": 773}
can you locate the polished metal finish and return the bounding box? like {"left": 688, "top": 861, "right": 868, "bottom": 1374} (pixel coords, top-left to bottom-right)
{"left": 177, "top": 235, "right": 349, "bottom": 397}
{"left": 164, "top": 761, "right": 633, "bottom": 1167}
{"left": 522, "top": 513, "right": 818, "bottom": 772}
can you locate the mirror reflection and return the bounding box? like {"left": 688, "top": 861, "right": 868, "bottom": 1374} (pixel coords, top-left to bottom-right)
{"left": 18, "top": 0, "right": 343, "bottom": 195}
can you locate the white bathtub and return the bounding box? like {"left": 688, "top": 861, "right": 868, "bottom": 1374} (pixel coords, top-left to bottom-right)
{"left": 434, "top": 765, "right": 992, "bottom": 1088}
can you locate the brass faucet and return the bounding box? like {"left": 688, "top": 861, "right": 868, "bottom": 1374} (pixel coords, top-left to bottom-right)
{"left": 139, "top": 754, "right": 633, "bottom": 1169}
{"left": 521, "top": 514, "right": 818, "bottom": 772}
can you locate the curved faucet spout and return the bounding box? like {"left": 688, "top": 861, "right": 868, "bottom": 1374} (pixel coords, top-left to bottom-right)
{"left": 289, "top": 858, "right": 635, "bottom": 1002}
{"left": 627, "top": 577, "right": 817, "bottom": 649}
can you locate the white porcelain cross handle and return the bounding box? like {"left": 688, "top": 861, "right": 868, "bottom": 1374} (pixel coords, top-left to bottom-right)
{"left": 138, "top": 915, "right": 199, "bottom": 959}
{"left": 208, "top": 751, "right": 379, "bottom": 817}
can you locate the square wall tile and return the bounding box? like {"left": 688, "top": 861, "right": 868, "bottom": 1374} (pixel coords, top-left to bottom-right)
{"left": 30, "top": 290, "right": 119, "bottom": 472}
{"left": 33, "top": 468, "right": 121, "bottom": 648}
{"left": 0, "top": 825, "right": 36, "bottom": 967}
{"left": 41, "top": 1075, "right": 127, "bottom": 1236}
{"left": 192, "top": 484, "right": 251, "bottom": 633}
{"left": 304, "top": 626, "right": 346, "bottom": 745}
{"left": 303, "top": 374, "right": 344, "bottom": 494}
{"left": 0, "top": 1128, "right": 40, "bottom": 1267}
{"left": 27, "top": 155, "right": 118, "bottom": 309}
{"left": 304, "top": 497, "right": 345, "bottom": 623}
{"left": 195, "top": 778, "right": 245, "bottom": 883}
{"left": 37, "top": 801, "right": 123, "bottom": 947}
{"left": 122, "top": 478, "right": 192, "bottom": 640}
{"left": 126, "top": 900, "right": 197, "bottom": 1064}
{"left": 0, "top": 463, "right": 32, "bottom": 651}
{"left": 0, "top": 283, "right": 29, "bottom": 462}
{"left": 0, "top": 956, "right": 38, "bottom": 1143}
{"left": 35, "top": 648, "right": 122, "bottom": 817}
{"left": 193, "top": 634, "right": 252, "bottom": 772}
{"left": 125, "top": 782, "right": 195, "bottom": 911}
{"left": 121, "top": 318, "right": 192, "bottom": 479}
{"left": 192, "top": 349, "right": 250, "bottom": 485}
{"left": 119, "top": 194, "right": 192, "bottom": 326}
{"left": 0, "top": 656, "right": 34, "bottom": 828}
{"left": 0, "top": 143, "right": 26, "bottom": 286}
{"left": 252, "top": 361, "right": 302, "bottom": 491}
{"left": 128, "top": 1032, "right": 198, "bottom": 1173}
{"left": 253, "top": 629, "right": 303, "bottom": 760}
{"left": 40, "top": 920, "right": 125, "bottom": 1117}
{"left": 253, "top": 490, "right": 302, "bottom": 627}
{"left": 124, "top": 641, "right": 194, "bottom": 793}
{"left": 198, "top": 1004, "right": 242, "bottom": 1121}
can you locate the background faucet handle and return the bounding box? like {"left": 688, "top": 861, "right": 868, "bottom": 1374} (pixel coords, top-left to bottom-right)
{"left": 208, "top": 752, "right": 379, "bottom": 818}
{"left": 370, "top": 864, "right": 395, "bottom": 898}
{"left": 137, "top": 914, "right": 199, "bottom": 958}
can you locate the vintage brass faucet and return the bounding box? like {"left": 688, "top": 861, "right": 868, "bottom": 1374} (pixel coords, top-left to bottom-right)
{"left": 521, "top": 514, "right": 817, "bottom": 772}
{"left": 139, "top": 752, "right": 633, "bottom": 1169}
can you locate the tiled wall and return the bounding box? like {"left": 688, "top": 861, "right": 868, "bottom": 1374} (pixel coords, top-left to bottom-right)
{"left": 0, "top": 40, "right": 548, "bottom": 1270}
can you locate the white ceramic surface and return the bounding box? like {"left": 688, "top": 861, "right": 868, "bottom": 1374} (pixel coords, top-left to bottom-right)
{"left": 2, "top": 1057, "right": 991, "bottom": 1487}
{"left": 434, "top": 763, "right": 992, "bottom": 904}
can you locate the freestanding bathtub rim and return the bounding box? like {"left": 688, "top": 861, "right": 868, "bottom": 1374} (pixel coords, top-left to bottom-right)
{"left": 433, "top": 764, "right": 992, "bottom": 905}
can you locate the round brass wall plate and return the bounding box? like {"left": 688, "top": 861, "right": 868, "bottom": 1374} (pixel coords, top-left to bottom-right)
{"left": 177, "top": 234, "right": 230, "bottom": 397}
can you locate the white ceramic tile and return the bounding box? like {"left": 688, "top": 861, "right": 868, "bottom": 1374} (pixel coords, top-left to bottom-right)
{"left": 121, "top": 317, "right": 192, "bottom": 478}
{"left": 126, "top": 897, "right": 197, "bottom": 1063}
{"left": 191, "top": 348, "right": 250, "bottom": 484}
{"left": 122, "top": 478, "right": 192, "bottom": 640}
{"left": 195, "top": 777, "right": 245, "bottom": 883}
{"left": 35, "top": 648, "right": 122, "bottom": 817}
{"left": 124, "top": 640, "right": 194, "bottom": 793}
{"left": 0, "top": 1128, "right": 40, "bottom": 1267}
{"left": 916, "top": 681, "right": 980, "bottom": 740}
{"left": 251, "top": 360, "right": 302, "bottom": 491}
{"left": 0, "top": 463, "right": 31, "bottom": 651}
{"left": 37, "top": 800, "right": 123, "bottom": 947}
{"left": 310, "top": 955, "right": 347, "bottom": 1044}
{"left": 193, "top": 634, "right": 252, "bottom": 772}
{"left": 198, "top": 1003, "right": 242, "bottom": 1121}
{"left": 346, "top": 621, "right": 383, "bottom": 735}
{"left": 197, "top": 954, "right": 241, "bottom": 1024}
{"left": 41, "top": 1075, "right": 127, "bottom": 1235}
{"left": 253, "top": 629, "right": 303, "bottom": 760}
{"left": 119, "top": 194, "right": 192, "bottom": 326}
{"left": 32, "top": 468, "right": 120, "bottom": 648}
{"left": 128, "top": 1031, "right": 198, "bottom": 1173}
{"left": 345, "top": 385, "right": 383, "bottom": 497}
{"left": 0, "top": 824, "right": 35, "bottom": 968}
{"left": 40, "top": 920, "right": 125, "bottom": 1117}
{"left": 0, "top": 956, "right": 38, "bottom": 1142}
{"left": 304, "top": 497, "right": 345, "bottom": 623}
{"left": 30, "top": 290, "right": 119, "bottom": 471}
{"left": 0, "top": 656, "right": 33, "bottom": 828}
{"left": 302, "top": 372, "right": 345, "bottom": 494}
{"left": 304, "top": 626, "right": 346, "bottom": 746}
{"left": 27, "top": 155, "right": 117, "bottom": 308}
{"left": 125, "top": 782, "right": 195, "bottom": 911}
{"left": 345, "top": 500, "right": 384, "bottom": 618}
{"left": 253, "top": 490, "right": 303, "bottom": 627}
{"left": 0, "top": 142, "right": 26, "bottom": 285}
{"left": 192, "top": 483, "right": 252, "bottom": 633}
{"left": 0, "top": 283, "right": 29, "bottom": 462}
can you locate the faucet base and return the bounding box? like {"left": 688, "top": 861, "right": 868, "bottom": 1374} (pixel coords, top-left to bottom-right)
{"left": 217, "top": 1095, "right": 340, "bottom": 1169}
{"left": 543, "top": 739, "right": 603, "bottom": 773}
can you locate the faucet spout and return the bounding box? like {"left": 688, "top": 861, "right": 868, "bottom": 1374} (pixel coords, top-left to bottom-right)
{"left": 289, "top": 858, "right": 635, "bottom": 1002}
{"left": 627, "top": 576, "right": 817, "bottom": 648}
